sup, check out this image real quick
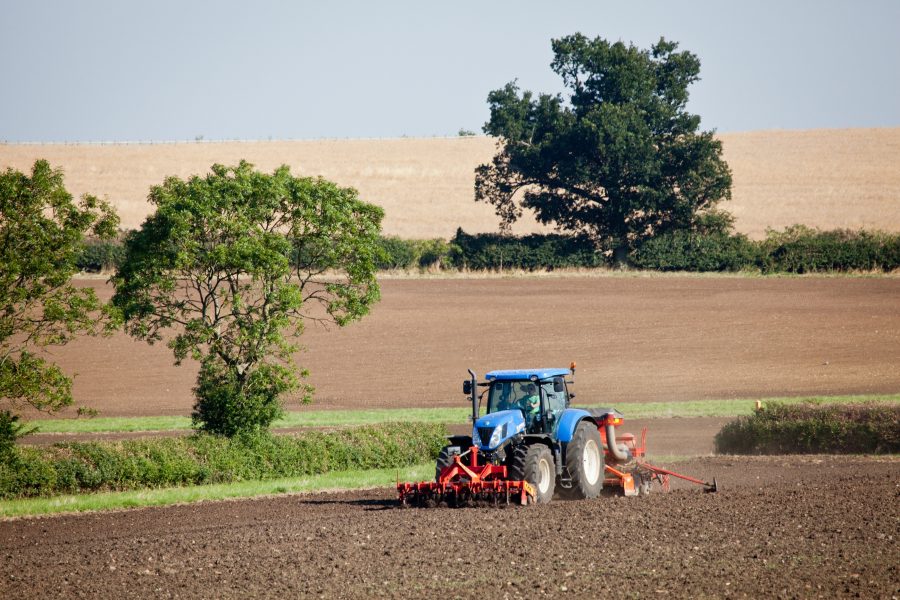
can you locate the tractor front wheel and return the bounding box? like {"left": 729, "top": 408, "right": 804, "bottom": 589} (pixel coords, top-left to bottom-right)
{"left": 522, "top": 444, "right": 555, "bottom": 504}
{"left": 559, "top": 421, "right": 604, "bottom": 500}
{"left": 435, "top": 446, "right": 458, "bottom": 481}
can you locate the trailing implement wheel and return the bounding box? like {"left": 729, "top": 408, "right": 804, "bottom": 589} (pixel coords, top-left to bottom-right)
{"left": 559, "top": 421, "right": 604, "bottom": 500}
{"left": 522, "top": 444, "right": 555, "bottom": 504}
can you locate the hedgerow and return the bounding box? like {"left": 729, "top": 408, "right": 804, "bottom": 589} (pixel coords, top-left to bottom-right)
{"left": 76, "top": 238, "right": 126, "bottom": 272}
{"left": 376, "top": 236, "right": 451, "bottom": 270}
{"left": 79, "top": 227, "right": 900, "bottom": 274}
{"left": 630, "top": 231, "right": 758, "bottom": 272}
{"left": 448, "top": 228, "right": 603, "bottom": 270}
{"left": 757, "top": 225, "right": 900, "bottom": 273}
{"left": 714, "top": 402, "right": 900, "bottom": 454}
{"left": 0, "top": 422, "right": 448, "bottom": 499}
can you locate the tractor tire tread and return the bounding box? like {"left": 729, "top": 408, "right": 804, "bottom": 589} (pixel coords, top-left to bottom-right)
{"left": 560, "top": 421, "right": 604, "bottom": 500}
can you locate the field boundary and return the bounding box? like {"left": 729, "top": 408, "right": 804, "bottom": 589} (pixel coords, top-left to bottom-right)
{"left": 0, "top": 463, "right": 435, "bottom": 519}
{"left": 24, "top": 393, "right": 900, "bottom": 436}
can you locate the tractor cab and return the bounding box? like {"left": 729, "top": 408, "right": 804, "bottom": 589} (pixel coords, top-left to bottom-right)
{"left": 484, "top": 369, "right": 571, "bottom": 434}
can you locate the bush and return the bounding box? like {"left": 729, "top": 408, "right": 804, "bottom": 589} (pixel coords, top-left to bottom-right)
{"left": 376, "top": 236, "right": 418, "bottom": 269}
{"left": 631, "top": 231, "right": 758, "bottom": 271}
{"left": 0, "top": 411, "right": 34, "bottom": 460}
{"left": 192, "top": 359, "right": 295, "bottom": 436}
{"left": 376, "top": 236, "right": 452, "bottom": 270}
{"left": 449, "top": 228, "right": 603, "bottom": 270}
{"left": 76, "top": 238, "right": 126, "bottom": 272}
{"left": 714, "top": 401, "right": 900, "bottom": 454}
{"left": 0, "top": 422, "right": 448, "bottom": 499}
{"left": 758, "top": 226, "right": 900, "bottom": 273}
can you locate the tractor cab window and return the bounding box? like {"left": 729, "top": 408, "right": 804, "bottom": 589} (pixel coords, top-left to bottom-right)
{"left": 487, "top": 380, "right": 539, "bottom": 415}
{"left": 542, "top": 377, "right": 567, "bottom": 426}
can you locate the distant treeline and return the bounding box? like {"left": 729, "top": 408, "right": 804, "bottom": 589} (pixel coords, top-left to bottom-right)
{"left": 79, "top": 225, "right": 900, "bottom": 274}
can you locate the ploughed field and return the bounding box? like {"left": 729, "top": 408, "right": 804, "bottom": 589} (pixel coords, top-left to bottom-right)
{"left": 1, "top": 455, "right": 897, "bottom": 599}
{"left": 37, "top": 276, "right": 900, "bottom": 419}
{"left": 7, "top": 289, "right": 900, "bottom": 600}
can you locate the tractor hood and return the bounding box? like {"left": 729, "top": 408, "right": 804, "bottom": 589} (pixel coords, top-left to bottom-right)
{"left": 473, "top": 410, "right": 526, "bottom": 450}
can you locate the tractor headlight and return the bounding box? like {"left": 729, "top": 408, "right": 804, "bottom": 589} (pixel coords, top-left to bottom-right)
{"left": 488, "top": 424, "right": 505, "bottom": 449}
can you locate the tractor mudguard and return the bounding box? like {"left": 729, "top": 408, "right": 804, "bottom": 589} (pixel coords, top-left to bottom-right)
{"left": 555, "top": 409, "right": 596, "bottom": 443}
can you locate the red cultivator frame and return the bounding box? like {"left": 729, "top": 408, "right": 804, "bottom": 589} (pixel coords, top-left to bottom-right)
{"left": 398, "top": 447, "right": 535, "bottom": 507}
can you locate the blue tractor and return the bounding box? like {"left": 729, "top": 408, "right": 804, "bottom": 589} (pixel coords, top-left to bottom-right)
{"left": 399, "top": 364, "right": 641, "bottom": 506}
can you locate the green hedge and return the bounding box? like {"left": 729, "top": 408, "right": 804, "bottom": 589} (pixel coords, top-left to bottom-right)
{"left": 76, "top": 238, "right": 126, "bottom": 272}
{"left": 632, "top": 226, "right": 900, "bottom": 273}
{"left": 448, "top": 228, "right": 603, "bottom": 270}
{"left": 376, "top": 236, "right": 451, "bottom": 270}
{"left": 631, "top": 231, "right": 758, "bottom": 272}
{"left": 714, "top": 402, "right": 900, "bottom": 454}
{"left": 78, "top": 227, "right": 900, "bottom": 274}
{"left": 758, "top": 226, "right": 900, "bottom": 273}
{"left": 0, "top": 422, "right": 448, "bottom": 499}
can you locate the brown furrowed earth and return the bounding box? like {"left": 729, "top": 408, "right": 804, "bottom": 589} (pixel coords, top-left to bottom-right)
{"left": 1, "top": 455, "right": 897, "bottom": 599}
{"left": 29, "top": 275, "right": 900, "bottom": 419}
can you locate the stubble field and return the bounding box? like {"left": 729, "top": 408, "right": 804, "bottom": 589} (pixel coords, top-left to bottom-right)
{"left": 3, "top": 128, "right": 900, "bottom": 239}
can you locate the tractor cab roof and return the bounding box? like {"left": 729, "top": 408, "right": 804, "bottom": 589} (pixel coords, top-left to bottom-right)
{"left": 485, "top": 368, "right": 570, "bottom": 382}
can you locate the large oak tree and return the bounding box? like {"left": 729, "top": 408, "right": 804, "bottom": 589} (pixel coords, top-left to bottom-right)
{"left": 476, "top": 34, "right": 733, "bottom": 264}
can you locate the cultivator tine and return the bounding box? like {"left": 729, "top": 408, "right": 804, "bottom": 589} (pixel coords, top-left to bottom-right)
{"left": 397, "top": 477, "right": 535, "bottom": 508}
{"left": 636, "top": 461, "right": 717, "bottom": 493}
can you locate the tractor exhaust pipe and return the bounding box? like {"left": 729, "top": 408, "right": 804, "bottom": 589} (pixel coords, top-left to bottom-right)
{"left": 605, "top": 422, "right": 632, "bottom": 463}
{"left": 468, "top": 369, "right": 478, "bottom": 422}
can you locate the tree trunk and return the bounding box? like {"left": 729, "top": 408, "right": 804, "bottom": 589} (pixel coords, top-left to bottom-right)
{"left": 612, "top": 244, "right": 629, "bottom": 268}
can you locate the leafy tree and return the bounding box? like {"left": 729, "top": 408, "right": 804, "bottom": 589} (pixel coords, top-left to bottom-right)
{"left": 476, "top": 34, "right": 733, "bottom": 264}
{"left": 111, "top": 161, "right": 383, "bottom": 436}
{"left": 0, "top": 160, "right": 119, "bottom": 439}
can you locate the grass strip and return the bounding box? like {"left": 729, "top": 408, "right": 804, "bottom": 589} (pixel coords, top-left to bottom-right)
{"left": 29, "top": 394, "right": 900, "bottom": 435}
{"left": 0, "top": 462, "right": 434, "bottom": 519}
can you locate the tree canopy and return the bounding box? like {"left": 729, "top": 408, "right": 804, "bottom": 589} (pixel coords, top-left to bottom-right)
{"left": 476, "top": 34, "right": 733, "bottom": 264}
{"left": 0, "top": 160, "right": 119, "bottom": 426}
{"left": 111, "top": 161, "right": 383, "bottom": 436}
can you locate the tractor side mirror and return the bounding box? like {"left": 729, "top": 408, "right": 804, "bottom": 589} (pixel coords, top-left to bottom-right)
{"left": 463, "top": 380, "right": 472, "bottom": 395}
{"left": 568, "top": 393, "right": 576, "bottom": 400}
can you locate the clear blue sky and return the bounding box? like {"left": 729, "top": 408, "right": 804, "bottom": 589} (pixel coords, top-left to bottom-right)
{"left": 2, "top": 0, "right": 898, "bottom": 142}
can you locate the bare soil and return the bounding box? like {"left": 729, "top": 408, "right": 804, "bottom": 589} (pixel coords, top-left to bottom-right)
{"left": 1, "top": 455, "right": 897, "bottom": 599}
{"left": 29, "top": 276, "right": 900, "bottom": 419}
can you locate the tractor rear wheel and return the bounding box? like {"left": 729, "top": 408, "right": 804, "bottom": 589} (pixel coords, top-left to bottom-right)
{"left": 559, "top": 421, "right": 604, "bottom": 500}
{"left": 522, "top": 444, "right": 555, "bottom": 504}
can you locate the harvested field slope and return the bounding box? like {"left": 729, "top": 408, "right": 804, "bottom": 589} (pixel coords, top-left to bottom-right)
{"left": 31, "top": 276, "right": 900, "bottom": 419}
{"left": 2, "top": 128, "right": 900, "bottom": 238}
{"left": 1, "top": 456, "right": 897, "bottom": 599}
